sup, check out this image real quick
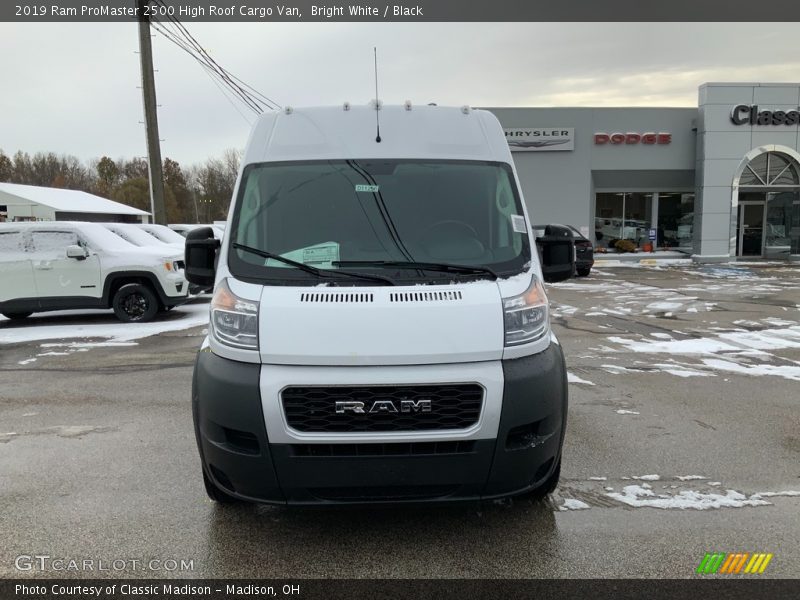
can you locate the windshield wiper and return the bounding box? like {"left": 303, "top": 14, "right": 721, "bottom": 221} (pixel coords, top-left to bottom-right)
{"left": 232, "top": 243, "right": 396, "bottom": 286}
{"left": 332, "top": 260, "right": 498, "bottom": 281}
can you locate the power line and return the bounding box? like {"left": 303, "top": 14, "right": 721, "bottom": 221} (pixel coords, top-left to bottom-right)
{"left": 150, "top": 19, "right": 266, "bottom": 115}
{"left": 149, "top": 1, "right": 280, "bottom": 112}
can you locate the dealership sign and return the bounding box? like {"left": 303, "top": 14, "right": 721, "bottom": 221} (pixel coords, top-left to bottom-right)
{"left": 731, "top": 105, "right": 800, "bottom": 126}
{"left": 504, "top": 128, "right": 574, "bottom": 152}
{"left": 594, "top": 132, "right": 672, "bottom": 145}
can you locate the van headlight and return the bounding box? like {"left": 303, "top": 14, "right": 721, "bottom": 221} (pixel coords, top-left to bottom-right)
{"left": 210, "top": 278, "right": 259, "bottom": 350}
{"left": 503, "top": 277, "right": 549, "bottom": 346}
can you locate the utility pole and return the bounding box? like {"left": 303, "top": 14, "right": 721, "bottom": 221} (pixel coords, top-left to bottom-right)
{"left": 136, "top": 0, "right": 167, "bottom": 225}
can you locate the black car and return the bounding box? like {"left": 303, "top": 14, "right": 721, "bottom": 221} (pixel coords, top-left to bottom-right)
{"left": 534, "top": 224, "right": 594, "bottom": 278}
{"left": 567, "top": 225, "right": 594, "bottom": 277}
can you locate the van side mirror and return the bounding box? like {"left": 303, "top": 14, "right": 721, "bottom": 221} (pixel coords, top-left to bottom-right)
{"left": 66, "top": 245, "right": 88, "bottom": 260}
{"left": 185, "top": 227, "right": 220, "bottom": 288}
{"left": 535, "top": 224, "right": 575, "bottom": 283}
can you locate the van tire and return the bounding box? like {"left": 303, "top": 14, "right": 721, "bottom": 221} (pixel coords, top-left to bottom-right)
{"left": 112, "top": 283, "right": 159, "bottom": 323}
{"left": 576, "top": 267, "right": 591, "bottom": 277}
{"left": 203, "top": 469, "right": 239, "bottom": 504}
{"left": 2, "top": 311, "right": 33, "bottom": 320}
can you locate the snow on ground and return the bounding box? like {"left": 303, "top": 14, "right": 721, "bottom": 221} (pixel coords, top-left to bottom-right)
{"left": 567, "top": 372, "right": 595, "bottom": 386}
{"left": 603, "top": 324, "right": 800, "bottom": 382}
{"left": 700, "top": 358, "right": 800, "bottom": 382}
{"left": 559, "top": 498, "right": 591, "bottom": 511}
{"left": 675, "top": 475, "right": 707, "bottom": 481}
{"left": 0, "top": 303, "right": 208, "bottom": 346}
{"left": 650, "top": 364, "right": 715, "bottom": 378}
{"left": 615, "top": 409, "right": 640, "bottom": 415}
{"left": 751, "top": 491, "right": 800, "bottom": 498}
{"left": 607, "top": 485, "right": 772, "bottom": 510}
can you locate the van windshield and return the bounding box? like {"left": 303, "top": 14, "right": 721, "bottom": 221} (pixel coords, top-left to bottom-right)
{"left": 228, "top": 159, "right": 531, "bottom": 283}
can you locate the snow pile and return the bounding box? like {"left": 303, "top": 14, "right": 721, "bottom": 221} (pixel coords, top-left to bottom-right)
{"left": 631, "top": 474, "right": 660, "bottom": 481}
{"left": 675, "top": 475, "right": 707, "bottom": 481}
{"left": 607, "top": 485, "right": 772, "bottom": 510}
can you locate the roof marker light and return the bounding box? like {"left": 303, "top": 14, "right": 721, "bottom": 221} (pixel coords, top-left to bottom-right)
{"left": 461, "top": 105, "right": 471, "bottom": 114}
{"left": 284, "top": 106, "right": 293, "bottom": 115}
{"left": 343, "top": 101, "right": 351, "bottom": 111}
{"left": 404, "top": 100, "right": 412, "bottom": 111}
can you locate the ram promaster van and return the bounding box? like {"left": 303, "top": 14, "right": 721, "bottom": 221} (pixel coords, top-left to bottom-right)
{"left": 185, "top": 104, "right": 572, "bottom": 505}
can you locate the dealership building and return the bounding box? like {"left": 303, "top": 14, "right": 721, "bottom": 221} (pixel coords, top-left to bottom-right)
{"left": 489, "top": 82, "right": 800, "bottom": 262}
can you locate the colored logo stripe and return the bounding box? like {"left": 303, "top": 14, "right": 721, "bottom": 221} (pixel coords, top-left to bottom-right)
{"left": 697, "top": 552, "right": 773, "bottom": 574}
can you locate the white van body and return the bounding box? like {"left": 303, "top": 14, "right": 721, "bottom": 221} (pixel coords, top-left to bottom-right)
{"left": 191, "top": 105, "right": 568, "bottom": 505}
{"left": 0, "top": 221, "right": 188, "bottom": 322}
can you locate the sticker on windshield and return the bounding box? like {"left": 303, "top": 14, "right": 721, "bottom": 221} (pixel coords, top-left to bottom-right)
{"left": 355, "top": 184, "right": 379, "bottom": 193}
{"left": 301, "top": 243, "right": 339, "bottom": 265}
{"left": 511, "top": 215, "right": 527, "bottom": 233}
{"left": 267, "top": 242, "right": 340, "bottom": 268}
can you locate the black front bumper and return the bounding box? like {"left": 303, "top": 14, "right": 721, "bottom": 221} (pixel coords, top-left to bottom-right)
{"left": 192, "top": 344, "right": 568, "bottom": 505}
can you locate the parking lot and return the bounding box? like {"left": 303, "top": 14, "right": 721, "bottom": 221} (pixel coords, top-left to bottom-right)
{"left": 1, "top": 262, "right": 799, "bottom": 578}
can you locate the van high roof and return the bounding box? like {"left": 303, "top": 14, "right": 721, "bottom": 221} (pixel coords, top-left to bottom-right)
{"left": 242, "top": 104, "right": 513, "bottom": 165}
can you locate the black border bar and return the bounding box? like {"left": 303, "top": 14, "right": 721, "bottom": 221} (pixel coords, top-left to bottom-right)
{"left": 4, "top": 0, "right": 800, "bottom": 22}
{"left": 2, "top": 579, "right": 799, "bottom": 600}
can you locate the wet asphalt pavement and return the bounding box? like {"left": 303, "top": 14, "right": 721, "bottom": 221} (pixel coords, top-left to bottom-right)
{"left": 1, "top": 264, "right": 799, "bottom": 579}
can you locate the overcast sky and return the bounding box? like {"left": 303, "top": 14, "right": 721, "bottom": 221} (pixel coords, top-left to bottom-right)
{"left": 2, "top": 22, "right": 800, "bottom": 165}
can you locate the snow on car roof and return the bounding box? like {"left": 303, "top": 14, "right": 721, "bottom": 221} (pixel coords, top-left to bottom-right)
{"left": 0, "top": 182, "right": 149, "bottom": 216}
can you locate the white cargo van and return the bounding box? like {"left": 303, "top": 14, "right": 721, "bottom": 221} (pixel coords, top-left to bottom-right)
{"left": 186, "top": 105, "right": 571, "bottom": 505}
{"left": 0, "top": 221, "right": 188, "bottom": 322}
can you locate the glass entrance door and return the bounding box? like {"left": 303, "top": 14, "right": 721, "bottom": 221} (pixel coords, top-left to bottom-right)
{"left": 764, "top": 191, "right": 799, "bottom": 258}
{"left": 738, "top": 201, "right": 765, "bottom": 256}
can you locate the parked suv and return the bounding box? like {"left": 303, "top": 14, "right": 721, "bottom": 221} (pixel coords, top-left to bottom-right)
{"left": 0, "top": 222, "right": 189, "bottom": 322}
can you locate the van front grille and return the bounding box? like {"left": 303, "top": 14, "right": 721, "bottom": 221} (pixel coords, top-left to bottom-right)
{"left": 281, "top": 384, "right": 483, "bottom": 433}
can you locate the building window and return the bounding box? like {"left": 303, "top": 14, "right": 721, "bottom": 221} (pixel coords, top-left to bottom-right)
{"left": 594, "top": 192, "right": 653, "bottom": 249}
{"left": 657, "top": 193, "right": 694, "bottom": 251}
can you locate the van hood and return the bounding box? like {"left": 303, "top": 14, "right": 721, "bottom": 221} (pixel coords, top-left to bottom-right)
{"left": 257, "top": 280, "right": 511, "bottom": 366}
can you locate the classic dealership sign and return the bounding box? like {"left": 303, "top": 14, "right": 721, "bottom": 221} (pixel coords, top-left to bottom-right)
{"left": 730, "top": 105, "right": 800, "bottom": 126}
{"left": 504, "top": 128, "right": 574, "bottom": 152}
{"left": 594, "top": 132, "right": 672, "bottom": 145}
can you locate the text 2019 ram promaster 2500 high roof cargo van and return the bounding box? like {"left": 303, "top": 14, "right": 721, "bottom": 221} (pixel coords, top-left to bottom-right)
{"left": 185, "top": 104, "right": 573, "bottom": 505}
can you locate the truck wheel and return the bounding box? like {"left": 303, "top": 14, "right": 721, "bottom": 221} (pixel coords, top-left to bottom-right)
{"left": 527, "top": 459, "right": 561, "bottom": 500}
{"left": 2, "top": 311, "right": 33, "bottom": 320}
{"left": 576, "top": 267, "right": 591, "bottom": 277}
{"left": 203, "top": 469, "right": 238, "bottom": 504}
{"left": 112, "top": 283, "right": 159, "bottom": 323}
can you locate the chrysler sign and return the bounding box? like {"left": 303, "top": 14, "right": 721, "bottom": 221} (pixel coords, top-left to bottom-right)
{"left": 731, "top": 105, "right": 800, "bottom": 126}
{"left": 504, "top": 128, "right": 574, "bottom": 152}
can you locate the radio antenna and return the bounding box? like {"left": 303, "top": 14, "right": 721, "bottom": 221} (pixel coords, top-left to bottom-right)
{"left": 373, "top": 47, "right": 381, "bottom": 143}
